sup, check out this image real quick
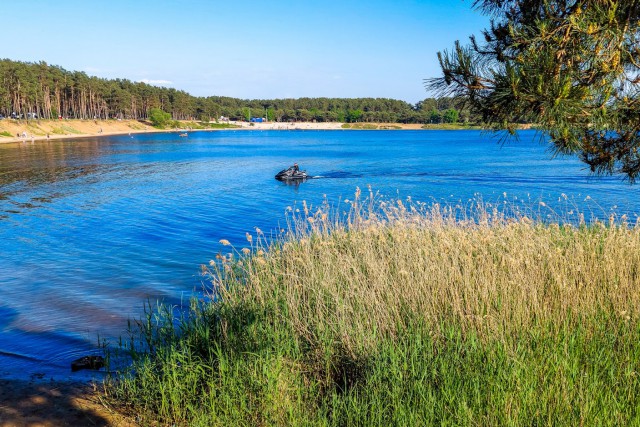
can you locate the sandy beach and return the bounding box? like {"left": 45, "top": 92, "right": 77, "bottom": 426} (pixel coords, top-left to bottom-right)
{"left": 0, "top": 119, "right": 170, "bottom": 144}
{"left": 0, "top": 119, "right": 433, "bottom": 145}
{"left": 236, "top": 121, "right": 426, "bottom": 130}
{"left": 0, "top": 119, "right": 337, "bottom": 144}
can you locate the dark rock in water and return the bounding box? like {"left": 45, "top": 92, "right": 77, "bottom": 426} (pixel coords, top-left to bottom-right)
{"left": 71, "top": 355, "right": 105, "bottom": 372}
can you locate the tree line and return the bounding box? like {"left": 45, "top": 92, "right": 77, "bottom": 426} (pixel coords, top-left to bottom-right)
{"left": 0, "top": 59, "right": 477, "bottom": 124}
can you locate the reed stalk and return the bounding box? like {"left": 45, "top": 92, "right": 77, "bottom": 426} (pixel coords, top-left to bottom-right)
{"left": 104, "top": 189, "right": 640, "bottom": 426}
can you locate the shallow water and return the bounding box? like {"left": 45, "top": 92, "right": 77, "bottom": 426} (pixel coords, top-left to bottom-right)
{"left": 0, "top": 129, "right": 637, "bottom": 380}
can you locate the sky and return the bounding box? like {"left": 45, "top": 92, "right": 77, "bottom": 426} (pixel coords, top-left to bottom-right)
{"left": 2, "top": 0, "right": 489, "bottom": 104}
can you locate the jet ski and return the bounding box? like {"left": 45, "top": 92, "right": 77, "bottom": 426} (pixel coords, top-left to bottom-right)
{"left": 275, "top": 166, "right": 308, "bottom": 181}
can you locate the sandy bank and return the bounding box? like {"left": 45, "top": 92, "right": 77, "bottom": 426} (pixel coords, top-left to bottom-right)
{"left": 235, "top": 121, "right": 427, "bottom": 130}
{"left": 0, "top": 119, "right": 440, "bottom": 145}
{"left": 234, "top": 121, "right": 345, "bottom": 130}
{"left": 0, "top": 118, "right": 163, "bottom": 144}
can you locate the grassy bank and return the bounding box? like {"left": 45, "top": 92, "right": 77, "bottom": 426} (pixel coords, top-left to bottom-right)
{"left": 104, "top": 192, "right": 640, "bottom": 426}
{"left": 421, "top": 123, "right": 484, "bottom": 130}
{"left": 153, "top": 120, "right": 240, "bottom": 130}
{"left": 340, "top": 122, "right": 485, "bottom": 130}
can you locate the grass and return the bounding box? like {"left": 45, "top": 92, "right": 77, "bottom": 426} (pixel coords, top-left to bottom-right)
{"left": 340, "top": 123, "right": 484, "bottom": 130}
{"left": 341, "top": 123, "right": 403, "bottom": 130}
{"left": 51, "top": 125, "right": 82, "bottom": 135}
{"left": 421, "top": 123, "right": 484, "bottom": 130}
{"left": 202, "top": 122, "right": 240, "bottom": 129}
{"left": 0, "top": 131, "right": 12, "bottom": 137}
{"left": 183, "top": 121, "right": 240, "bottom": 130}
{"left": 128, "top": 122, "right": 148, "bottom": 130}
{"left": 146, "top": 120, "right": 240, "bottom": 130}
{"left": 342, "top": 123, "right": 380, "bottom": 130}
{"left": 103, "top": 191, "right": 640, "bottom": 426}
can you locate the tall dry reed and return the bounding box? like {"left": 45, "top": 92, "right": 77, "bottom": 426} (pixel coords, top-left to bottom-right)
{"left": 107, "top": 189, "right": 640, "bottom": 425}
{"left": 212, "top": 188, "right": 640, "bottom": 359}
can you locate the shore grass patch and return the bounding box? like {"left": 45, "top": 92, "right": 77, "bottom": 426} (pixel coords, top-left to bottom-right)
{"left": 104, "top": 191, "right": 640, "bottom": 425}
{"left": 51, "top": 125, "right": 82, "bottom": 135}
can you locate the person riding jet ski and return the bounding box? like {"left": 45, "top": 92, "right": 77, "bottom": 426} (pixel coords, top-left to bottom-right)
{"left": 275, "top": 163, "right": 308, "bottom": 180}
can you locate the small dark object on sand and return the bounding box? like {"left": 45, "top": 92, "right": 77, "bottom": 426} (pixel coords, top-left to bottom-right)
{"left": 71, "top": 355, "right": 105, "bottom": 372}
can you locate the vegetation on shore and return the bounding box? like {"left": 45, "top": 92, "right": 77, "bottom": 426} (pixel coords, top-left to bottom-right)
{"left": 339, "top": 122, "right": 486, "bottom": 130}
{"left": 147, "top": 108, "right": 240, "bottom": 130}
{"left": 0, "top": 59, "right": 478, "bottom": 125}
{"left": 342, "top": 123, "right": 403, "bottom": 130}
{"left": 421, "top": 122, "right": 485, "bottom": 130}
{"left": 104, "top": 191, "right": 640, "bottom": 426}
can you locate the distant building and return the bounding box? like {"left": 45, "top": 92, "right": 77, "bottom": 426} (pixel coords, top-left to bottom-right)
{"left": 250, "top": 117, "right": 264, "bottom": 123}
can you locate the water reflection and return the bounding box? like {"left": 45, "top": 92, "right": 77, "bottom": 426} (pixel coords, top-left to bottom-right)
{"left": 276, "top": 176, "right": 308, "bottom": 190}
{"left": 0, "top": 140, "right": 105, "bottom": 212}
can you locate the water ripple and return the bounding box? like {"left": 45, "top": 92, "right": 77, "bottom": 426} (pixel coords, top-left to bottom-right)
{"left": 0, "top": 129, "right": 638, "bottom": 380}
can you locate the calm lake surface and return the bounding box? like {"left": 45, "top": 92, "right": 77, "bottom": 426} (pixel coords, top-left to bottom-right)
{"left": 0, "top": 129, "right": 637, "bottom": 380}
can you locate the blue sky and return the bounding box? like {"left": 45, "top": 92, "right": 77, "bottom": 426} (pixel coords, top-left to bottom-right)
{"left": 2, "top": 0, "right": 489, "bottom": 104}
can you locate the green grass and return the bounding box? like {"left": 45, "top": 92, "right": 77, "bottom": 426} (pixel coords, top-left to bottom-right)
{"left": 127, "top": 122, "right": 148, "bottom": 130}
{"left": 200, "top": 122, "right": 240, "bottom": 129}
{"left": 162, "top": 121, "right": 240, "bottom": 130}
{"left": 140, "top": 120, "right": 240, "bottom": 130}
{"left": 51, "top": 125, "right": 82, "bottom": 134}
{"left": 340, "top": 123, "right": 484, "bottom": 130}
{"left": 104, "top": 193, "right": 640, "bottom": 426}
{"left": 0, "top": 131, "right": 12, "bottom": 137}
{"left": 421, "top": 123, "right": 484, "bottom": 130}
{"left": 342, "top": 123, "right": 379, "bottom": 129}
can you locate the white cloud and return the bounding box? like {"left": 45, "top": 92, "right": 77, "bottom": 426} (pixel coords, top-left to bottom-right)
{"left": 139, "top": 79, "right": 173, "bottom": 86}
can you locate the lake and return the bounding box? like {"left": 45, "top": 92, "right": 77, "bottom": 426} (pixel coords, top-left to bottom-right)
{"left": 0, "top": 129, "right": 637, "bottom": 380}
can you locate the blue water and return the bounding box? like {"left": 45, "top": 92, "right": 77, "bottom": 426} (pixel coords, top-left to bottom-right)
{"left": 0, "top": 129, "right": 637, "bottom": 380}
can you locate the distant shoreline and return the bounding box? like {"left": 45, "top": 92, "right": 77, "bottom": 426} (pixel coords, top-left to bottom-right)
{"left": 0, "top": 119, "right": 183, "bottom": 144}
{"left": 0, "top": 119, "right": 492, "bottom": 145}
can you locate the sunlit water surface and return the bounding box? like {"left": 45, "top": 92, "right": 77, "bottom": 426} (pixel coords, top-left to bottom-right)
{"left": 0, "top": 129, "right": 637, "bottom": 380}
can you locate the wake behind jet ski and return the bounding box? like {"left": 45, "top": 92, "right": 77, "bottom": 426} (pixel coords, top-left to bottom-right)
{"left": 275, "top": 163, "right": 308, "bottom": 181}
